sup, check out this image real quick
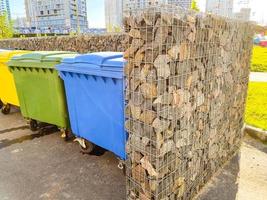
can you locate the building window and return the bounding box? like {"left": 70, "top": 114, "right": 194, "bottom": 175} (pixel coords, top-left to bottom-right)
{"left": 40, "top": 11, "right": 44, "bottom": 15}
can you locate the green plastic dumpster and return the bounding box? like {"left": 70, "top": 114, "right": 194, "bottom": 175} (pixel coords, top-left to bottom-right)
{"left": 8, "top": 51, "right": 77, "bottom": 136}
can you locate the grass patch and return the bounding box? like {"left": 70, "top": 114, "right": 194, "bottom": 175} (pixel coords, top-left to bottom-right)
{"left": 251, "top": 46, "right": 267, "bottom": 72}
{"left": 245, "top": 82, "right": 267, "bottom": 130}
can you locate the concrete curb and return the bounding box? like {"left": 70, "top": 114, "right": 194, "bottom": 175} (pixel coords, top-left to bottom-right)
{"left": 249, "top": 72, "right": 267, "bottom": 82}
{"left": 245, "top": 124, "right": 267, "bottom": 143}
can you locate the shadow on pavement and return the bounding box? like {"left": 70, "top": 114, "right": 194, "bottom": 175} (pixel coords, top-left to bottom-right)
{"left": 0, "top": 125, "right": 59, "bottom": 150}
{"left": 196, "top": 152, "right": 241, "bottom": 200}
{"left": 0, "top": 125, "right": 29, "bottom": 134}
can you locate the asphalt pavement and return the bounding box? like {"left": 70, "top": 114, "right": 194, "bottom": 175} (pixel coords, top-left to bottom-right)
{"left": 0, "top": 108, "right": 266, "bottom": 200}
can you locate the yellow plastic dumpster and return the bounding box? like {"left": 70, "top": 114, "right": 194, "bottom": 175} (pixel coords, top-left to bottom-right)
{"left": 0, "top": 50, "right": 30, "bottom": 114}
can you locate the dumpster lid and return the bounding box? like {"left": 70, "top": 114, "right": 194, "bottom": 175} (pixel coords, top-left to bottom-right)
{"left": 63, "top": 52, "right": 124, "bottom": 68}
{"left": 0, "top": 50, "right": 30, "bottom": 63}
{"left": 11, "top": 51, "right": 77, "bottom": 63}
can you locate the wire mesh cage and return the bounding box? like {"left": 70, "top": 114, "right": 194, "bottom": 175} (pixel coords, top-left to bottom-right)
{"left": 123, "top": 1, "right": 253, "bottom": 200}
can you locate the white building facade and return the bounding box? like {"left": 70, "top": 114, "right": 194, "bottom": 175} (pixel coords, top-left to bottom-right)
{"left": 105, "top": 0, "right": 192, "bottom": 32}
{"left": 105, "top": 0, "right": 123, "bottom": 32}
{"left": 234, "top": 8, "right": 251, "bottom": 21}
{"left": 0, "top": 0, "right": 11, "bottom": 20}
{"left": 164, "top": 0, "right": 192, "bottom": 9}
{"left": 206, "top": 0, "right": 234, "bottom": 18}
{"left": 25, "top": 0, "right": 88, "bottom": 33}
{"left": 14, "top": 17, "right": 29, "bottom": 28}
{"left": 123, "top": 0, "right": 192, "bottom": 10}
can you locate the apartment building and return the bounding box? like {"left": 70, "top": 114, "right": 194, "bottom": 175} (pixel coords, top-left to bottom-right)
{"left": 25, "top": 0, "right": 88, "bottom": 32}
{"left": 105, "top": 0, "right": 123, "bottom": 32}
{"left": 105, "top": 0, "right": 192, "bottom": 32}
{"left": 0, "top": 0, "right": 11, "bottom": 20}
{"left": 165, "top": 0, "right": 192, "bottom": 9}
{"left": 206, "top": 0, "right": 234, "bottom": 18}
{"left": 235, "top": 8, "right": 251, "bottom": 21}
{"left": 123, "top": 0, "right": 192, "bottom": 10}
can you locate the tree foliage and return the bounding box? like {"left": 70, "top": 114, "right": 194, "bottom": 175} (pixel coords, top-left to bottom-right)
{"left": 0, "top": 12, "right": 14, "bottom": 39}
{"left": 191, "top": 0, "right": 200, "bottom": 12}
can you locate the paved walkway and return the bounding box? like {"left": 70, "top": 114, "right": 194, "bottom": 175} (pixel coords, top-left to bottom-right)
{"left": 249, "top": 72, "right": 267, "bottom": 82}
{"left": 196, "top": 136, "right": 267, "bottom": 200}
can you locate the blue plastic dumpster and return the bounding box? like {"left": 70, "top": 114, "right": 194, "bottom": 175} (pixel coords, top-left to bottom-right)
{"left": 56, "top": 52, "right": 127, "bottom": 159}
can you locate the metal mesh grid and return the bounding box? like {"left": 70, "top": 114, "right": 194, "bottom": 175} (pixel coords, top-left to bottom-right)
{"left": 124, "top": 2, "right": 253, "bottom": 200}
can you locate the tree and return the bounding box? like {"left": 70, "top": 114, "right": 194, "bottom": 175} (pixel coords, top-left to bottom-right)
{"left": 0, "top": 12, "right": 14, "bottom": 39}
{"left": 191, "top": 0, "right": 200, "bottom": 12}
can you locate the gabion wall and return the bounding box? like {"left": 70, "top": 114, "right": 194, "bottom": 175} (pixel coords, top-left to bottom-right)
{"left": 124, "top": 5, "right": 253, "bottom": 200}
{"left": 0, "top": 34, "right": 128, "bottom": 53}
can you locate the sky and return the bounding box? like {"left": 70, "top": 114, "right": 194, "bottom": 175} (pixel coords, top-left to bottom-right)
{"left": 10, "top": 0, "right": 106, "bottom": 28}
{"left": 9, "top": 0, "right": 267, "bottom": 28}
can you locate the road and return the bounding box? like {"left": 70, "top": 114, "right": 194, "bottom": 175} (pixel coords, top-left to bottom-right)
{"left": 0, "top": 108, "right": 266, "bottom": 200}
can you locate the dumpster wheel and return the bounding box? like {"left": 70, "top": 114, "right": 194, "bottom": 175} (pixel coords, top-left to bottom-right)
{"left": 60, "top": 128, "right": 71, "bottom": 141}
{"left": 29, "top": 119, "right": 38, "bottom": 131}
{"left": 0, "top": 100, "right": 3, "bottom": 109}
{"left": 74, "top": 138, "right": 95, "bottom": 154}
{"left": 1, "top": 104, "right": 11, "bottom": 115}
{"left": 80, "top": 140, "right": 95, "bottom": 154}
{"left": 118, "top": 160, "right": 126, "bottom": 176}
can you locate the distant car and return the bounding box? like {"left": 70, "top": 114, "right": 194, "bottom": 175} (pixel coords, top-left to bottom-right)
{"left": 254, "top": 37, "right": 261, "bottom": 44}
{"left": 23, "top": 29, "right": 30, "bottom": 34}
{"left": 54, "top": 29, "right": 60, "bottom": 34}
{"left": 43, "top": 29, "right": 50, "bottom": 34}
{"left": 34, "top": 29, "right": 41, "bottom": 34}
{"left": 259, "top": 40, "right": 267, "bottom": 47}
